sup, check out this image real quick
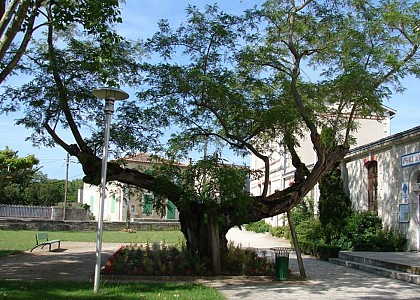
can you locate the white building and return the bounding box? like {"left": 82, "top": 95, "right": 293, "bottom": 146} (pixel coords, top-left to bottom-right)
{"left": 82, "top": 153, "right": 180, "bottom": 222}
{"left": 342, "top": 126, "right": 420, "bottom": 251}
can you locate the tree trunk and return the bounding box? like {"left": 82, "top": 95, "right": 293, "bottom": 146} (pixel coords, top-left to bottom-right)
{"left": 178, "top": 202, "right": 229, "bottom": 270}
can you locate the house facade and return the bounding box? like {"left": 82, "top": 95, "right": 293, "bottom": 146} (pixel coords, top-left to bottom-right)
{"left": 249, "top": 106, "right": 396, "bottom": 226}
{"left": 82, "top": 153, "right": 180, "bottom": 222}
{"left": 342, "top": 126, "right": 420, "bottom": 251}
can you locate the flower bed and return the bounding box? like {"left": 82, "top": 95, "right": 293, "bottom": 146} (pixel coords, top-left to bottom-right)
{"left": 102, "top": 242, "right": 275, "bottom": 276}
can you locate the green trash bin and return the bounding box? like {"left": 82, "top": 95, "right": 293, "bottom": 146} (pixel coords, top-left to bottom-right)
{"left": 271, "top": 247, "right": 291, "bottom": 281}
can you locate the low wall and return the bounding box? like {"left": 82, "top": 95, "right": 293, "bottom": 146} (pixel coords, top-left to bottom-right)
{"left": 51, "top": 207, "right": 90, "bottom": 221}
{"left": 0, "top": 204, "right": 90, "bottom": 221}
{"left": 0, "top": 218, "right": 180, "bottom": 232}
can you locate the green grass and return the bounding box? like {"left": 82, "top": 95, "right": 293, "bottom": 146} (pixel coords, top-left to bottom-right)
{"left": 0, "top": 231, "right": 225, "bottom": 299}
{"left": 0, "top": 230, "right": 185, "bottom": 257}
{"left": 0, "top": 280, "right": 225, "bottom": 300}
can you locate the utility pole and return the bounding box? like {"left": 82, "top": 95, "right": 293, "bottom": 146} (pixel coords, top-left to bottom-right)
{"left": 63, "top": 153, "right": 70, "bottom": 220}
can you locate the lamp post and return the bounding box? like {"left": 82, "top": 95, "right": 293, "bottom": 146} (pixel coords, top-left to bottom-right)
{"left": 92, "top": 87, "right": 129, "bottom": 293}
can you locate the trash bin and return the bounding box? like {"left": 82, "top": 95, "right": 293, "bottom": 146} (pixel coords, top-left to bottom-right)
{"left": 271, "top": 247, "right": 291, "bottom": 281}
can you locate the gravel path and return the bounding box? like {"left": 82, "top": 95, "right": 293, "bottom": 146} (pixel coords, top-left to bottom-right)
{"left": 0, "top": 242, "right": 121, "bottom": 282}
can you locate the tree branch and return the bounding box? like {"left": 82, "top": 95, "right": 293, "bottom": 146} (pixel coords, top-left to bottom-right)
{"left": 45, "top": 5, "right": 92, "bottom": 157}
{"left": 0, "top": 0, "right": 42, "bottom": 83}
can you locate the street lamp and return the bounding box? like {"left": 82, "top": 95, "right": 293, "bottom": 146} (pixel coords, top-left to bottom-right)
{"left": 92, "top": 87, "right": 129, "bottom": 293}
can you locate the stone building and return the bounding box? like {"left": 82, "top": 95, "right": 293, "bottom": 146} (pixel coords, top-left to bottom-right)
{"left": 342, "top": 126, "right": 420, "bottom": 251}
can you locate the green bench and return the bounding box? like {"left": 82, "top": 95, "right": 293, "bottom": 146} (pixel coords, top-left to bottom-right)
{"left": 30, "top": 232, "right": 61, "bottom": 252}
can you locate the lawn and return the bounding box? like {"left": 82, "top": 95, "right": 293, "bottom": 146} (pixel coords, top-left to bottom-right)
{"left": 0, "top": 280, "right": 225, "bottom": 300}
{"left": 0, "top": 230, "right": 185, "bottom": 257}
{"left": 0, "top": 230, "right": 225, "bottom": 299}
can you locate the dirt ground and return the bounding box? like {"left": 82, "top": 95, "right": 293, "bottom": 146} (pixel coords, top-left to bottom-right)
{"left": 0, "top": 242, "right": 122, "bottom": 282}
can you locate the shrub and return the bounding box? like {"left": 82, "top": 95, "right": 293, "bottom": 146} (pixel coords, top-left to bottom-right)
{"left": 375, "top": 228, "right": 407, "bottom": 251}
{"left": 335, "top": 212, "right": 407, "bottom": 251}
{"left": 318, "top": 163, "right": 352, "bottom": 244}
{"left": 299, "top": 241, "right": 340, "bottom": 261}
{"left": 291, "top": 197, "right": 314, "bottom": 226}
{"left": 269, "top": 225, "right": 289, "bottom": 239}
{"left": 295, "top": 217, "right": 324, "bottom": 243}
{"left": 102, "top": 241, "right": 275, "bottom": 276}
{"left": 245, "top": 219, "right": 272, "bottom": 233}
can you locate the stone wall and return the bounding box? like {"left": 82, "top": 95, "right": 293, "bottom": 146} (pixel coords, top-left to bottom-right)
{"left": 0, "top": 218, "right": 180, "bottom": 232}
{"left": 52, "top": 207, "right": 90, "bottom": 221}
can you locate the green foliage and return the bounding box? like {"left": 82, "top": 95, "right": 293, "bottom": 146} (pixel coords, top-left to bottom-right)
{"left": 152, "top": 156, "right": 253, "bottom": 226}
{"left": 0, "top": 147, "right": 39, "bottom": 188}
{"left": 269, "top": 225, "right": 289, "bottom": 239}
{"left": 102, "top": 241, "right": 274, "bottom": 276}
{"left": 0, "top": 0, "right": 417, "bottom": 260}
{"left": 0, "top": 1, "right": 125, "bottom": 85}
{"left": 295, "top": 218, "right": 324, "bottom": 244}
{"left": 335, "top": 212, "right": 406, "bottom": 251}
{"left": 245, "top": 220, "right": 271, "bottom": 233}
{"left": 0, "top": 170, "right": 82, "bottom": 206}
{"left": 342, "top": 211, "right": 383, "bottom": 238}
{"left": 290, "top": 197, "right": 315, "bottom": 226}
{"left": 298, "top": 241, "right": 341, "bottom": 261}
{"left": 318, "top": 163, "right": 352, "bottom": 243}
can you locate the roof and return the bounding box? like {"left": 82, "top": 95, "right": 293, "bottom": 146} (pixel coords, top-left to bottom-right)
{"left": 346, "top": 125, "right": 420, "bottom": 157}
{"left": 123, "top": 153, "right": 188, "bottom": 167}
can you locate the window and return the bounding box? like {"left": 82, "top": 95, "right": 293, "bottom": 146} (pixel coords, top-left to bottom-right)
{"left": 366, "top": 161, "right": 378, "bottom": 211}
{"left": 110, "top": 194, "right": 116, "bottom": 213}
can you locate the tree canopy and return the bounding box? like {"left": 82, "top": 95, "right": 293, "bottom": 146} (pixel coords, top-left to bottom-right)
{"left": 0, "top": 0, "right": 418, "bottom": 258}
{"left": 0, "top": 0, "right": 123, "bottom": 84}
{"left": 0, "top": 147, "right": 39, "bottom": 188}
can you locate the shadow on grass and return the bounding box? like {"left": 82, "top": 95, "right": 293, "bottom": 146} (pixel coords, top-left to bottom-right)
{"left": 0, "top": 250, "right": 22, "bottom": 258}
{"left": 0, "top": 280, "right": 224, "bottom": 300}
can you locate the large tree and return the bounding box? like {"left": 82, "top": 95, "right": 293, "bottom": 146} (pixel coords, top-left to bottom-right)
{"left": 0, "top": 0, "right": 418, "bottom": 262}
{"left": 0, "top": 0, "right": 123, "bottom": 84}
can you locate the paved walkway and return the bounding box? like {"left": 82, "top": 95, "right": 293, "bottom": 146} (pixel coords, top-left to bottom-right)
{"left": 1, "top": 229, "right": 420, "bottom": 299}
{"left": 219, "top": 228, "right": 420, "bottom": 299}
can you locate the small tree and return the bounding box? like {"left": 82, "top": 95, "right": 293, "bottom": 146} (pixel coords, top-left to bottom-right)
{"left": 0, "top": 147, "right": 39, "bottom": 189}
{"left": 318, "top": 162, "right": 352, "bottom": 244}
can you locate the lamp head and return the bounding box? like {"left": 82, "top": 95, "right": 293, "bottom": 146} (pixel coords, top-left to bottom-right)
{"left": 92, "top": 87, "right": 129, "bottom": 101}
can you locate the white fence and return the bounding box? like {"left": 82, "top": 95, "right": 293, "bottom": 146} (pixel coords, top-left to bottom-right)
{"left": 0, "top": 204, "right": 52, "bottom": 219}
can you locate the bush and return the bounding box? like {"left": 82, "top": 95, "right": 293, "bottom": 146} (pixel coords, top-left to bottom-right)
{"left": 269, "top": 225, "right": 289, "bottom": 239}
{"left": 245, "top": 220, "right": 272, "bottom": 233}
{"left": 375, "top": 228, "right": 407, "bottom": 251}
{"left": 102, "top": 241, "right": 275, "bottom": 276}
{"left": 295, "top": 217, "right": 324, "bottom": 243}
{"left": 335, "top": 212, "right": 407, "bottom": 251}
{"left": 291, "top": 197, "right": 314, "bottom": 226}
{"left": 298, "top": 241, "right": 340, "bottom": 261}
{"left": 318, "top": 162, "right": 352, "bottom": 244}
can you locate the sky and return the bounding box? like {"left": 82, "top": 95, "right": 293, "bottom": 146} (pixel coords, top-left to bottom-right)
{"left": 0, "top": 0, "right": 418, "bottom": 180}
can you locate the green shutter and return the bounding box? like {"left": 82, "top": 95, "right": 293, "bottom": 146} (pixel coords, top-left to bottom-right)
{"left": 166, "top": 201, "right": 177, "bottom": 219}
{"left": 143, "top": 194, "right": 153, "bottom": 216}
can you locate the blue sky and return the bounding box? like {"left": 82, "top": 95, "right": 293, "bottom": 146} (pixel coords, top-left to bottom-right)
{"left": 0, "top": 0, "right": 418, "bottom": 180}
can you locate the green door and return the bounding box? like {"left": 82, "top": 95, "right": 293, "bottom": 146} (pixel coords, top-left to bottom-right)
{"left": 166, "top": 201, "right": 177, "bottom": 219}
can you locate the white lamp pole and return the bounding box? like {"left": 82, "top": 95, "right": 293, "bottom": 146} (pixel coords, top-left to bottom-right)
{"left": 92, "top": 87, "right": 129, "bottom": 294}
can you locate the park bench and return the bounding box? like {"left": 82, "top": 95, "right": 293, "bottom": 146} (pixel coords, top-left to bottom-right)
{"left": 30, "top": 232, "right": 61, "bottom": 252}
